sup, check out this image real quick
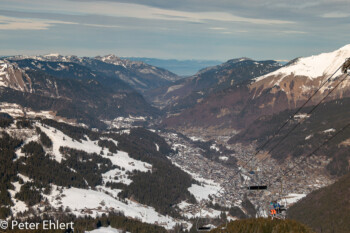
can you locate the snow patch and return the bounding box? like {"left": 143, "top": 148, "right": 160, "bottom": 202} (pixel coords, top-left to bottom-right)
{"left": 37, "top": 124, "right": 102, "bottom": 162}
{"left": 323, "top": 128, "right": 336, "bottom": 133}
{"left": 188, "top": 184, "right": 221, "bottom": 201}
{"left": 46, "top": 187, "right": 185, "bottom": 230}
{"left": 280, "top": 193, "right": 306, "bottom": 206}
{"left": 210, "top": 144, "right": 220, "bottom": 152}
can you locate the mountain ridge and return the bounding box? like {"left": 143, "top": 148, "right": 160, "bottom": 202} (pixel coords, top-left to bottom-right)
{"left": 161, "top": 45, "right": 350, "bottom": 135}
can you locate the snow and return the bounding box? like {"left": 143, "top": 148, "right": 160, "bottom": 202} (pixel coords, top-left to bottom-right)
{"left": 101, "top": 168, "right": 133, "bottom": 185}
{"left": 280, "top": 193, "right": 306, "bottom": 206}
{"left": 165, "top": 84, "right": 184, "bottom": 94}
{"left": 294, "top": 113, "right": 309, "bottom": 119}
{"left": 0, "top": 62, "right": 8, "bottom": 87}
{"left": 210, "top": 144, "right": 220, "bottom": 152}
{"left": 101, "top": 150, "right": 151, "bottom": 173}
{"left": 37, "top": 124, "right": 103, "bottom": 162}
{"left": 189, "top": 136, "right": 204, "bottom": 142}
{"left": 155, "top": 143, "right": 159, "bottom": 151}
{"left": 188, "top": 184, "right": 221, "bottom": 201}
{"left": 15, "top": 133, "right": 39, "bottom": 160}
{"left": 18, "top": 174, "right": 32, "bottom": 183}
{"left": 255, "top": 44, "right": 350, "bottom": 82}
{"left": 8, "top": 182, "right": 27, "bottom": 216}
{"left": 219, "top": 156, "right": 228, "bottom": 161}
{"left": 38, "top": 123, "right": 151, "bottom": 187}
{"left": 44, "top": 53, "right": 60, "bottom": 57}
{"left": 171, "top": 143, "right": 187, "bottom": 150}
{"left": 46, "top": 187, "right": 185, "bottom": 229}
{"left": 323, "top": 128, "right": 336, "bottom": 133}
{"left": 240, "top": 173, "right": 251, "bottom": 182}
{"left": 305, "top": 134, "right": 313, "bottom": 140}
{"left": 86, "top": 226, "right": 129, "bottom": 233}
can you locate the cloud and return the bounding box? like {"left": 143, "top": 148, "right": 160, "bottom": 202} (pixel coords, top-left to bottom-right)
{"left": 281, "top": 30, "right": 307, "bottom": 34}
{"left": 322, "top": 12, "right": 350, "bottom": 18}
{"left": 1, "top": 0, "right": 294, "bottom": 25}
{"left": 81, "top": 23, "right": 121, "bottom": 28}
{"left": 82, "top": 2, "right": 295, "bottom": 25}
{"left": 0, "top": 15, "right": 77, "bottom": 30}
{"left": 209, "top": 27, "right": 227, "bottom": 30}
{"left": 0, "top": 16, "right": 49, "bottom": 30}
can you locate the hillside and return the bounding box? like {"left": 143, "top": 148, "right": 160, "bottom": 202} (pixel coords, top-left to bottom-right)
{"left": 0, "top": 59, "right": 158, "bottom": 128}
{"left": 146, "top": 58, "right": 281, "bottom": 109}
{"left": 209, "top": 218, "right": 315, "bottom": 233}
{"left": 229, "top": 97, "right": 350, "bottom": 176}
{"left": 0, "top": 116, "right": 195, "bottom": 229}
{"left": 161, "top": 45, "right": 350, "bottom": 135}
{"left": 287, "top": 172, "right": 350, "bottom": 233}
{"left": 8, "top": 54, "right": 180, "bottom": 93}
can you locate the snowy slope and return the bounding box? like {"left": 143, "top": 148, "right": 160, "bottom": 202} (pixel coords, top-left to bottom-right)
{"left": 256, "top": 44, "right": 350, "bottom": 82}
{"left": 4, "top": 121, "right": 186, "bottom": 230}
{"left": 46, "top": 186, "right": 185, "bottom": 230}
{"left": 0, "top": 60, "right": 32, "bottom": 92}
{"left": 37, "top": 123, "right": 152, "bottom": 173}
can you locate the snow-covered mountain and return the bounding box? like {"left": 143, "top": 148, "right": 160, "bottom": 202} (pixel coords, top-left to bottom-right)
{"left": 251, "top": 45, "right": 350, "bottom": 106}
{"left": 8, "top": 54, "right": 181, "bottom": 92}
{"left": 0, "top": 115, "right": 196, "bottom": 230}
{"left": 146, "top": 58, "right": 282, "bottom": 109}
{"left": 162, "top": 45, "right": 350, "bottom": 134}
{"left": 257, "top": 45, "right": 350, "bottom": 81}
{"left": 0, "top": 58, "right": 159, "bottom": 128}
{"left": 0, "top": 60, "right": 32, "bottom": 92}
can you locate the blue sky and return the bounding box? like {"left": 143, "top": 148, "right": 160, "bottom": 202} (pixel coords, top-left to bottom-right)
{"left": 0, "top": 0, "right": 349, "bottom": 61}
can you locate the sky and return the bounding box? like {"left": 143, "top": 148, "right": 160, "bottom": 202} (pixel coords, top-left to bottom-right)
{"left": 0, "top": 0, "right": 350, "bottom": 61}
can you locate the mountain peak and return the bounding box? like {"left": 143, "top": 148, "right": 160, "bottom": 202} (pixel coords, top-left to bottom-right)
{"left": 99, "top": 54, "right": 120, "bottom": 60}
{"left": 255, "top": 44, "right": 350, "bottom": 82}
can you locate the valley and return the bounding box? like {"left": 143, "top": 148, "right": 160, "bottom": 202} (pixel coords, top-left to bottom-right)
{"left": 1, "top": 45, "right": 350, "bottom": 233}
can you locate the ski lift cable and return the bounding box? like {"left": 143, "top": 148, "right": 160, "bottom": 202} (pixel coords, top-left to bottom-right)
{"left": 232, "top": 63, "right": 345, "bottom": 183}
{"left": 213, "top": 66, "right": 347, "bottom": 196}
{"left": 257, "top": 71, "right": 350, "bottom": 166}
{"left": 261, "top": 72, "right": 349, "bottom": 197}
{"left": 272, "top": 121, "right": 350, "bottom": 184}
{"left": 259, "top": 72, "right": 349, "bottom": 167}
{"left": 195, "top": 62, "right": 348, "bottom": 227}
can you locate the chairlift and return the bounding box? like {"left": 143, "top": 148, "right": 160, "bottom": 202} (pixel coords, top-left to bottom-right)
{"left": 196, "top": 204, "right": 215, "bottom": 232}
{"left": 196, "top": 217, "right": 215, "bottom": 232}
{"left": 247, "top": 185, "right": 267, "bottom": 190}
{"left": 269, "top": 177, "right": 288, "bottom": 219}
{"left": 196, "top": 194, "right": 229, "bottom": 232}
{"left": 246, "top": 166, "right": 268, "bottom": 190}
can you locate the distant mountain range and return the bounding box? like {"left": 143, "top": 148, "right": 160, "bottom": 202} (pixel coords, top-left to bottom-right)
{"left": 145, "top": 58, "right": 282, "bottom": 109}
{"left": 157, "top": 45, "right": 350, "bottom": 176}
{"left": 161, "top": 45, "right": 350, "bottom": 134}
{"left": 123, "top": 57, "right": 223, "bottom": 76}
{"left": 1, "top": 45, "right": 350, "bottom": 233}
{"left": 1, "top": 55, "right": 167, "bottom": 128}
